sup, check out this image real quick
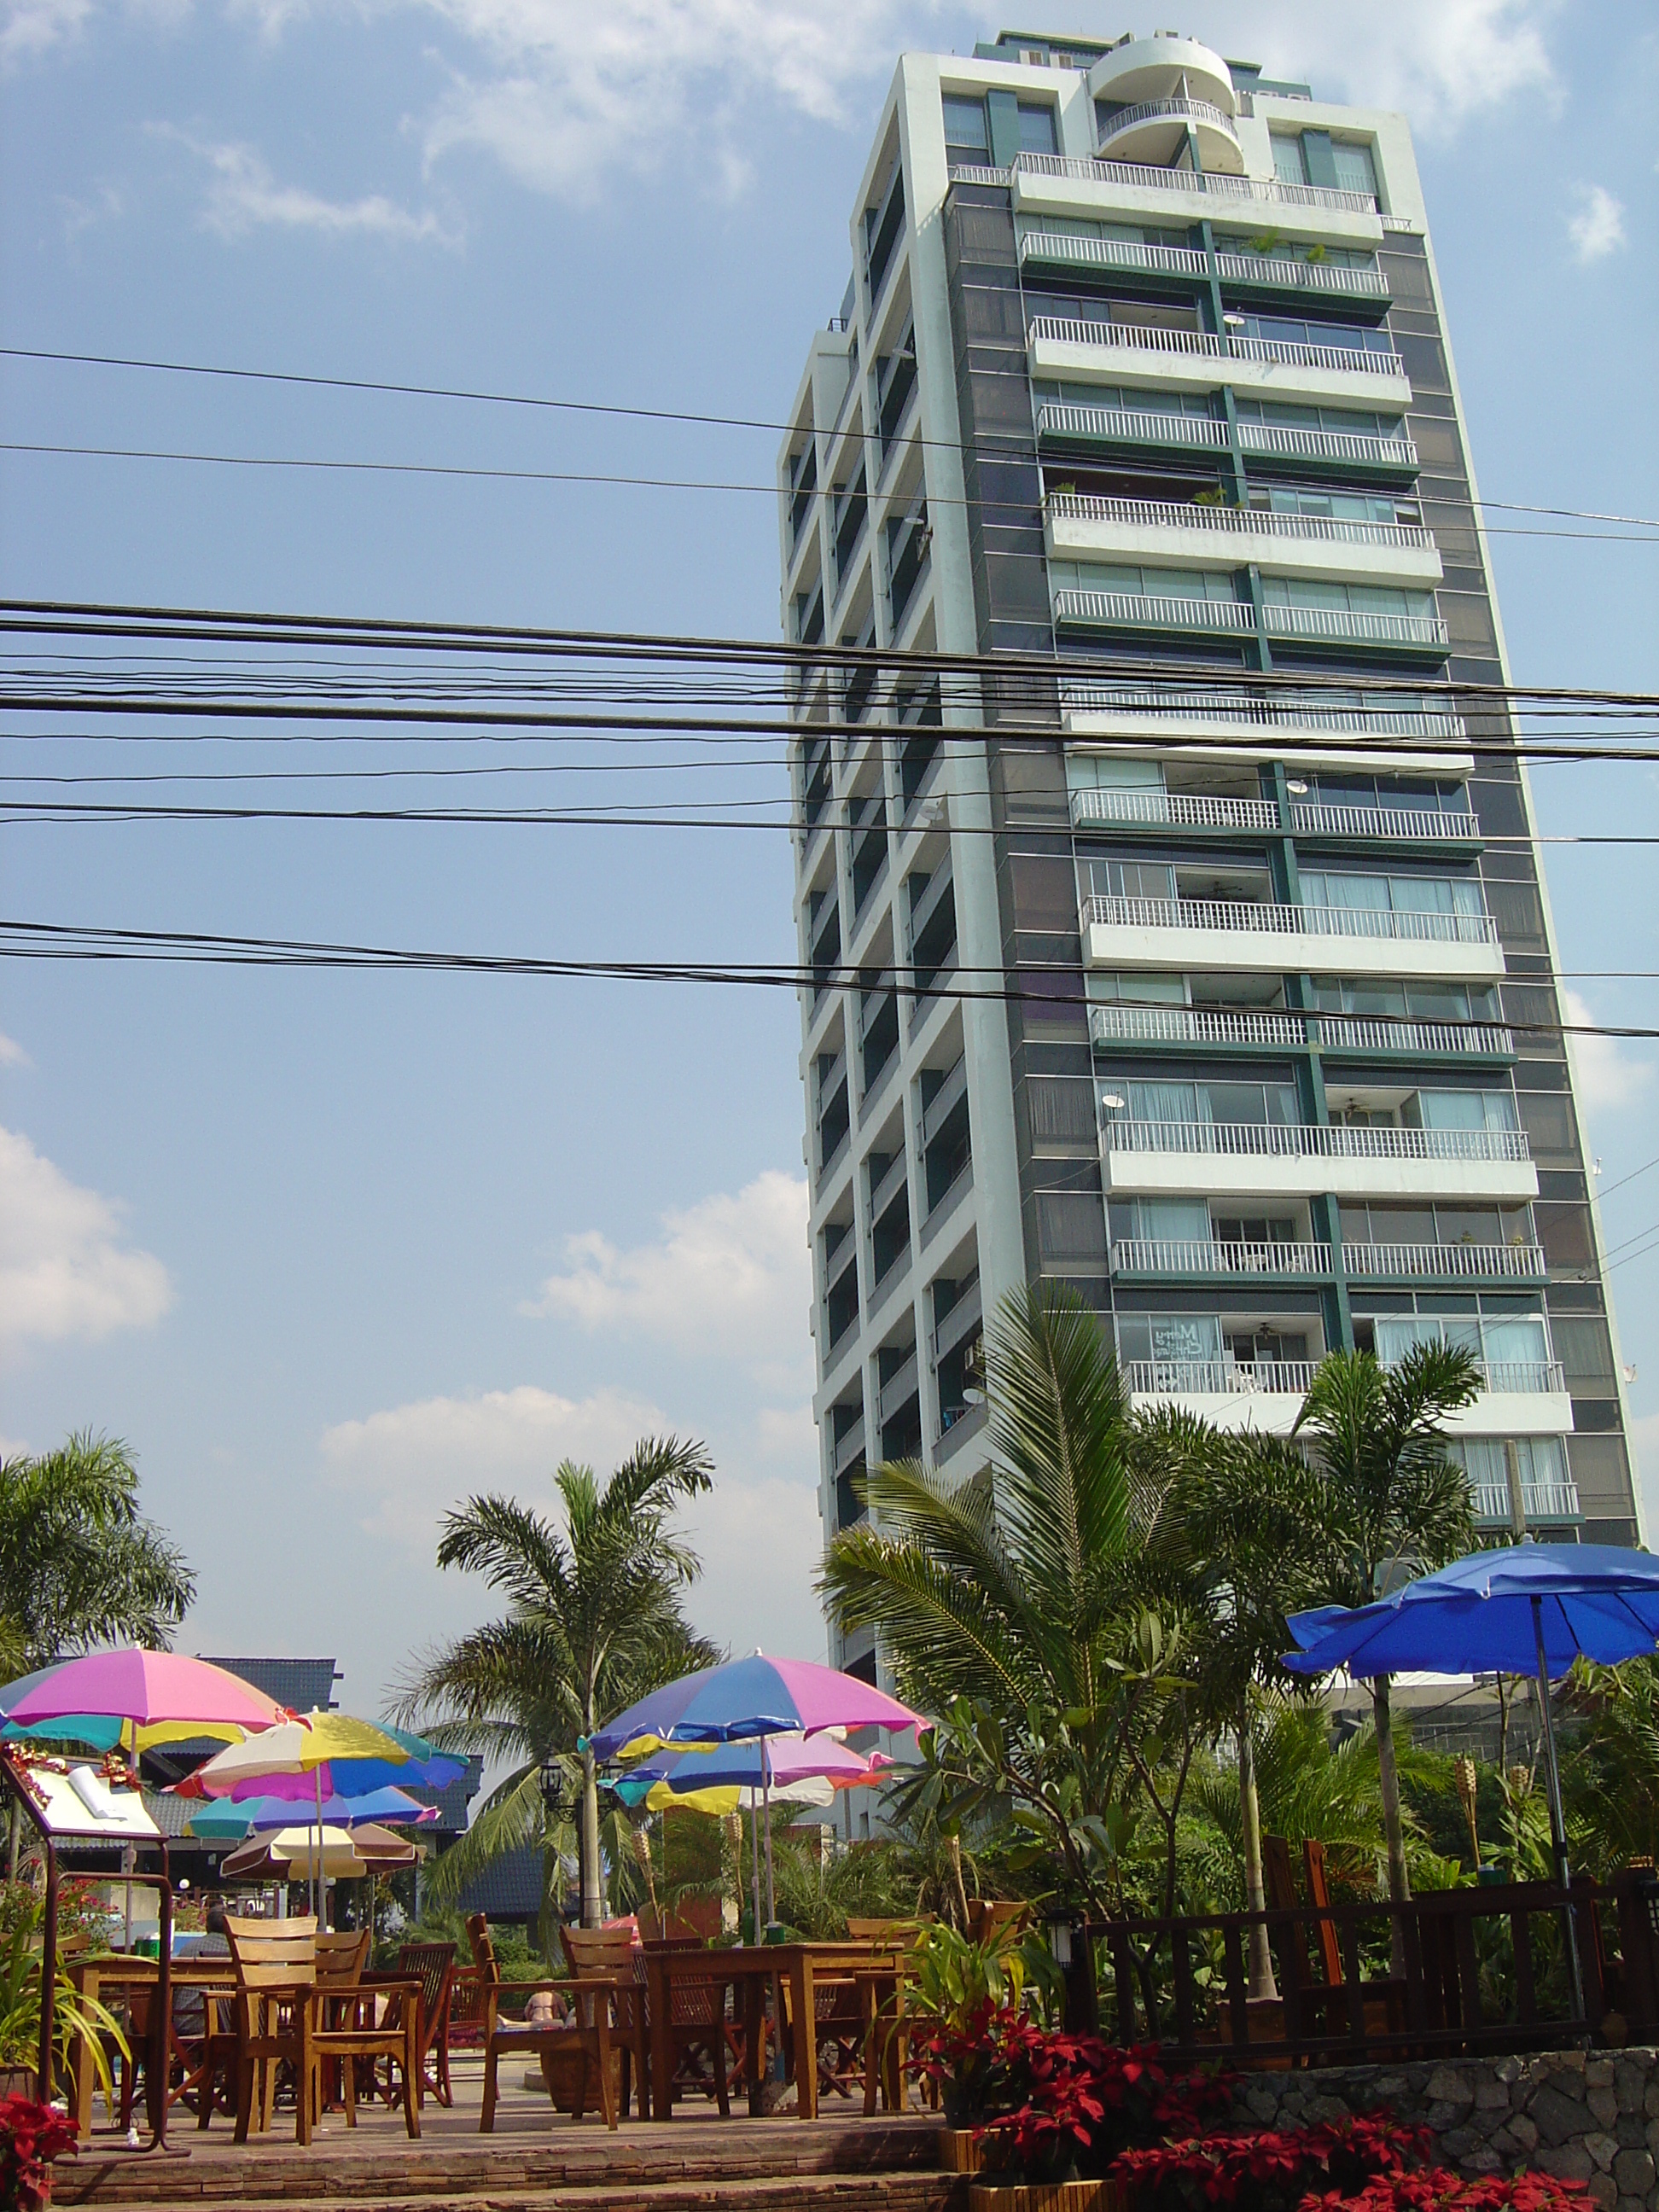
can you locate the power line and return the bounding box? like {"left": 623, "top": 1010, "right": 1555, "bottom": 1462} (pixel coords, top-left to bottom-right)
{"left": 5, "top": 439, "right": 1659, "bottom": 548}
{"left": 5, "top": 344, "right": 1656, "bottom": 538}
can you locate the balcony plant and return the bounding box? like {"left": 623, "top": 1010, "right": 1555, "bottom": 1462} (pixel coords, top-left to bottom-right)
{"left": 0, "top": 2097, "right": 78, "bottom": 2212}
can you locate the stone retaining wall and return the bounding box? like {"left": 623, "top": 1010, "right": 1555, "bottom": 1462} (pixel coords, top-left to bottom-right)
{"left": 1229, "top": 2049, "right": 1659, "bottom": 2212}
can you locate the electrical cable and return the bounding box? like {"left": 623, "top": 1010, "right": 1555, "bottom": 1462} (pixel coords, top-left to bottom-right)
{"left": 5, "top": 345, "right": 1657, "bottom": 538}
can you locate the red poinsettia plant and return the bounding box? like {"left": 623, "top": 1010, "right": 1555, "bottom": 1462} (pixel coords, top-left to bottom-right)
{"left": 1115, "top": 2116, "right": 1435, "bottom": 2212}
{"left": 0, "top": 2097, "right": 79, "bottom": 2212}
{"left": 1305, "top": 2169, "right": 1598, "bottom": 2212}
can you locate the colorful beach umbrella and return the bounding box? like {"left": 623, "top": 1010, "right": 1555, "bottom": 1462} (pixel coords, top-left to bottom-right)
{"left": 187, "top": 1785, "right": 439, "bottom": 1842}
{"left": 219, "top": 1822, "right": 420, "bottom": 1883}
{"left": 588, "top": 1652, "right": 928, "bottom": 1760}
{"left": 614, "top": 1729, "right": 892, "bottom": 1810}
{"left": 179, "top": 1714, "right": 463, "bottom": 1800}
{"left": 3, "top": 1650, "right": 288, "bottom": 1751}
{"left": 0, "top": 1664, "right": 125, "bottom": 1751}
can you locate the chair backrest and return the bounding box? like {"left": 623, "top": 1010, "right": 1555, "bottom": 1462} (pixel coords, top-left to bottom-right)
{"left": 846, "top": 1915, "right": 928, "bottom": 1941}
{"left": 224, "top": 1914, "right": 317, "bottom": 1990}
{"left": 562, "top": 1926, "right": 635, "bottom": 1981}
{"left": 398, "top": 1942, "right": 457, "bottom": 2030}
{"left": 465, "top": 1913, "right": 501, "bottom": 1989}
{"left": 963, "top": 1899, "right": 1029, "bottom": 1947}
{"left": 1301, "top": 1838, "right": 1343, "bottom": 1988}
{"left": 315, "top": 1930, "right": 370, "bottom": 1987}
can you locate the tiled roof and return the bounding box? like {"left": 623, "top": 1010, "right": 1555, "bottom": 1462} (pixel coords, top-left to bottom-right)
{"left": 452, "top": 1842, "right": 545, "bottom": 1921}
{"left": 405, "top": 1755, "right": 484, "bottom": 1836}
{"left": 199, "top": 1657, "right": 341, "bottom": 1714}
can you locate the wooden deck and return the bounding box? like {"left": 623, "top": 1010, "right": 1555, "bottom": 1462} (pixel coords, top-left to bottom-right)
{"left": 53, "top": 2055, "right": 955, "bottom": 2211}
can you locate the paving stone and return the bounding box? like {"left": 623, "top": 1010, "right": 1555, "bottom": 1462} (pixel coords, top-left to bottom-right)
{"left": 1429, "top": 2069, "right": 1475, "bottom": 2107}
{"left": 1617, "top": 2116, "right": 1646, "bottom": 2150}
{"left": 1647, "top": 2082, "right": 1659, "bottom": 2123}
{"left": 1476, "top": 2081, "right": 1513, "bottom": 2111}
{"left": 1618, "top": 2064, "right": 1649, "bottom": 2116}
{"left": 1645, "top": 2117, "right": 1659, "bottom": 2160}
{"left": 1510, "top": 2115, "right": 1540, "bottom": 2153}
{"left": 1594, "top": 2089, "right": 1623, "bottom": 2129}
{"left": 1591, "top": 2063, "right": 1619, "bottom": 2091}
{"left": 1588, "top": 2176, "right": 1618, "bottom": 2211}
{"left": 1615, "top": 2197, "right": 1647, "bottom": 2212}
{"left": 1306, "top": 2098, "right": 1350, "bottom": 2125}
{"left": 1439, "top": 2128, "right": 1481, "bottom": 2157}
{"left": 1495, "top": 2058, "right": 1523, "bottom": 2086}
{"left": 1589, "top": 2133, "right": 1622, "bottom": 2174}
{"left": 1464, "top": 2149, "right": 1503, "bottom": 2174}
{"left": 1427, "top": 2104, "right": 1463, "bottom": 2130}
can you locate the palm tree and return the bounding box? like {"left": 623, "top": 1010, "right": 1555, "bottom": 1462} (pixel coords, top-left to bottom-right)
{"left": 1291, "top": 1345, "right": 1480, "bottom": 1908}
{"left": 398, "top": 1441, "right": 719, "bottom": 1930}
{"left": 818, "top": 1282, "right": 1176, "bottom": 1915}
{"left": 0, "top": 1432, "right": 193, "bottom": 1672}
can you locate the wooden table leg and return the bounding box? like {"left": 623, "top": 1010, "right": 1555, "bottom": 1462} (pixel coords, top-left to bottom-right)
{"left": 648, "top": 1954, "right": 673, "bottom": 2122}
{"left": 791, "top": 1955, "right": 818, "bottom": 2121}
{"left": 72, "top": 1966, "right": 97, "bottom": 2140}
{"left": 744, "top": 1974, "right": 766, "bottom": 2116}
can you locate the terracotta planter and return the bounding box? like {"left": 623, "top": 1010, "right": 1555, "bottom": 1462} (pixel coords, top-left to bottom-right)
{"left": 939, "top": 2128, "right": 986, "bottom": 2173}
{"left": 969, "top": 2183, "right": 1117, "bottom": 2212}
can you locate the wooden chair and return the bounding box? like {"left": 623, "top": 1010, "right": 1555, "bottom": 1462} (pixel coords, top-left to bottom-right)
{"left": 218, "top": 1915, "right": 319, "bottom": 2144}
{"left": 466, "top": 1913, "right": 618, "bottom": 2133}
{"left": 562, "top": 1928, "right": 654, "bottom": 2119}
{"left": 397, "top": 1943, "right": 458, "bottom": 2107}
{"left": 963, "top": 1900, "right": 1029, "bottom": 1947}
{"left": 447, "top": 1966, "right": 488, "bottom": 2052}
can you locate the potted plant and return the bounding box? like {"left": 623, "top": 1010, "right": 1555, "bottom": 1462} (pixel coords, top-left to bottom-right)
{"left": 0, "top": 1901, "right": 125, "bottom": 2106}
{"left": 0, "top": 2098, "right": 78, "bottom": 2212}
{"left": 904, "top": 1922, "right": 1033, "bottom": 2171}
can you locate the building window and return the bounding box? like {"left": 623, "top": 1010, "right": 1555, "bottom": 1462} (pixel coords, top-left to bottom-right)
{"left": 1331, "top": 139, "right": 1378, "bottom": 198}
{"left": 1271, "top": 133, "right": 1307, "bottom": 185}
{"left": 942, "top": 94, "right": 989, "bottom": 165}
{"left": 1016, "top": 102, "right": 1058, "bottom": 156}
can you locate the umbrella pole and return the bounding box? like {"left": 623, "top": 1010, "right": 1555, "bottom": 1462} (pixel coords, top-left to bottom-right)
{"left": 314, "top": 1766, "right": 324, "bottom": 1926}
{"left": 749, "top": 1799, "right": 761, "bottom": 1942}
{"left": 761, "top": 1736, "right": 777, "bottom": 1930}
{"left": 1532, "top": 1594, "right": 1586, "bottom": 2029}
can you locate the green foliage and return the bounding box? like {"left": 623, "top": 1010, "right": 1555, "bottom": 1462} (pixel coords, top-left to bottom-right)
{"left": 1560, "top": 1655, "right": 1659, "bottom": 1876}
{"left": 0, "top": 1434, "right": 193, "bottom": 1672}
{"left": 907, "top": 1918, "right": 1028, "bottom": 2029}
{"left": 0, "top": 1896, "right": 127, "bottom": 2095}
{"left": 395, "top": 1438, "right": 720, "bottom": 1938}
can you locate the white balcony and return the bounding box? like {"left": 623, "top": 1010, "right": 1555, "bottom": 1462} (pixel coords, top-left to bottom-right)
{"left": 1101, "top": 1119, "right": 1538, "bottom": 1202}
{"left": 1095, "top": 96, "right": 1244, "bottom": 176}
{"left": 1262, "top": 602, "right": 1449, "bottom": 652}
{"left": 1020, "top": 230, "right": 1208, "bottom": 282}
{"left": 1071, "top": 786, "right": 1279, "bottom": 832}
{"left": 1080, "top": 892, "right": 1504, "bottom": 984}
{"left": 1237, "top": 419, "right": 1417, "bottom": 471}
{"left": 1054, "top": 586, "right": 1257, "bottom": 637}
{"left": 1112, "top": 1238, "right": 1331, "bottom": 1277}
{"left": 1470, "top": 1477, "right": 1580, "bottom": 1526}
{"left": 1035, "top": 401, "right": 1417, "bottom": 474}
{"left": 1341, "top": 1242, "right": 1547, "bottom": 1281}
{"left": 1087, "top": 1002, "right": 1516, "bottom": 1061}
{"left": 1290, "top": 801, "right": 1479, "bottom": 845}
{"left": 1010, "top": 152, "right": 1382, "bottom": 251}
{"left": 1059, "top": 679, "right": 1466, "bottom": 755}
{"left": 1086, "top": 34, "right": 1237, "bottom": 119}
{"left": 1045, "top": 492, "right": 1442, "bottom": 587}
{"left": 1125, "top": 1360, "right": 1569, "bottom": 1436}
{"left": 1213, "top": 248, "right": 1389, "bottom": 302}
{"left": 1027, "top": 314, "right": 1409, "bottom": 409}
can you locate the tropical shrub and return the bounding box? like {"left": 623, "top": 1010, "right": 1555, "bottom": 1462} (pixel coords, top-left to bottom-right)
{"left": 0, "top": 2096, "right": 78, "bottom": 2212}
{"left": 1114, "top": 2116, "right": 1430, "bottom": 2212}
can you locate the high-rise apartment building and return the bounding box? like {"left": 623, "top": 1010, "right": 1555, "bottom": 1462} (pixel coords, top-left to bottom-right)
{"left": 780, "top": 29, "right": 1641, "bottom": 1684}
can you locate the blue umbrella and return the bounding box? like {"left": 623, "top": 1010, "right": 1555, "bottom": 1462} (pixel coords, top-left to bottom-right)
{"left": 188, "top": 1785, "right": 437, "bottom": 1841}
{"left": 1285, "top": 1541, "right": 1659, "bottom": 2024}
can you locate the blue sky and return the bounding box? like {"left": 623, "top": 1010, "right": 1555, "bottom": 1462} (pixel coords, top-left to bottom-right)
{"left": 2, "top": 0, "right": 1656, "bottom": 1719}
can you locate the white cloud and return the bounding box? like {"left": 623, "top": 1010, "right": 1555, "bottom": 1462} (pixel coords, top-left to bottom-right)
{"left": 154, "top": 129, "right": 454, "bottom": 242}
{"left": 0, "top": 1125, "right": 172, "bottom": 1352}
{"left": 1566, "top": 183, "right": 1627, "bottom": 265}
{"left": 1566, "top": 991, "right": 1651, "bottom": 1114}
{"left": 0, "top": 1034, "right": 32, "bottom": 1069}
{"left": 0, "top": 0, "right": 90, "bottom": 66}
{"left": 1194, "top": 0, "right": 1556, "bottom": 131}
{"left": 527, "top": 1171, "right": 811, "bottom": 1388}
{"left": 320, "top": 1381, "right": 664, "bottom": 1550}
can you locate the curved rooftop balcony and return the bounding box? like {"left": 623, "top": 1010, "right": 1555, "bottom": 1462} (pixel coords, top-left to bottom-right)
{"left": 1095, "top": 95, "right": 1244, "bottom": 177}
{"left": 1086, "top": 33, "right": 1236, "bottom": 118}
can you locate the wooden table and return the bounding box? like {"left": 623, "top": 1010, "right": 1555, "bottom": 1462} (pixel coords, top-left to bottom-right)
{"left": 68, "top": 1956, "right": 237, "bottom": 2140}
{"left": 639, "top": 1942, "right": 905, "bottom": 2122}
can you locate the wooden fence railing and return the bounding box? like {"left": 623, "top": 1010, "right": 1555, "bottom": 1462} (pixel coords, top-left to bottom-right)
{"left": 1084, "top": 1871, "right": 1659, "bottom": 2067}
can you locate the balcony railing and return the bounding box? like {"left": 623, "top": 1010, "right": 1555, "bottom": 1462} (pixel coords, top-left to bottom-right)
{"left": 1020, "top": 230, "right": 1209, "bottom": 279}
{"left": 1342, "top": 1242, "right": 1547, "bottom": 1280}
{"left": 1314, "top": 1013, "right": 1516, "bottom": 1057}
{"left": 1055, "top": 588, "right": 1256, "bottom": 633}
{"left": 1027, "top": 315, "right": 1404, "bottom": 382}
{"left": 1102, "top": 1119, "right": 1531, "bottom": 1165}
{"left": 1112, "top": 1238, "right": 1331, "bottom": 1276}
{"left": 1071, "top": 787, "right": 1279, "bottom": 831}
{"left": 1470, "top": 1478, "right": 1581, "bottom": 1526}
{"left": 1036, "top": 400, "right": 1231, "bottom": 452}
{"left": 1291, "top": 801, "right": 1478, "bottom": 843}
{"left": 1087, "top": 1003, "right": 1515, "bottom": 1059}
{"left": 1237, "top": 419, "right": 1417, "bottom": 469}
{"left": 1213, "top": 248, "right": 1389, "bottom": 299}
{"left": 1481, "top": 1361, "right": 1567, "bottom": 1394}
{"left": 1081, "top": 892, "right": 1499, "bottom": 948}
{"left": 1096, "top": 95, "right": 1239, "bottom": 148}
{"left": 1123, "top": 1359, "right": 1318, "bottom": 1395}
{"left": 1010, "top": 149, "right": 1377, "bottom": 216}
{"left": 1262, "top": 602, "right": 1449, "bottom": 649}
{"left": 1047, "top": 491, "right": 1435, "bottom": 553}
{"left": 1058, "top": 679, "right": 1464, "bottom": 743}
